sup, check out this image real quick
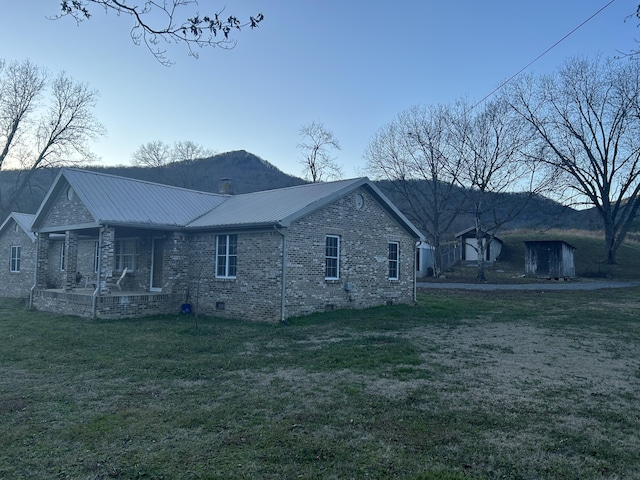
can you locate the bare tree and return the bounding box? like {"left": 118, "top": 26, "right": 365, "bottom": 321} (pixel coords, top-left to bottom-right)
{"left": 365, "top": 104, "right": 464, "bottom": 275}
{"left": 131, "top": 139, "right": 216, "bottom": 188}
{"left": 0, "top": 59, "right": 105, "bottom": 219}
{"left": 451, "top": 97, "right": 547, "bottom": 282}
{"left": 131, "top": 140, "right": 172, "bottom": 168}
{"left": 170, "top": 140, "right": 216, "bottom": 189}
{"left": 56, "top": 1, "right": 264, "bottom": 66}
{"left": 172, "top": 140, "right": 215, "bottom": 163}
{"left": 298, "top": 121, "right": 342, "bottom": 182}
{"left": 508, "top": 56, "right": 640, "bottom": 265}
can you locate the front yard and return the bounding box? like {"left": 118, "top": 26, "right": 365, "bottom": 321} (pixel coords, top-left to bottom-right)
{"left": 1, "top": 289, "right": 639, "bottom": 479}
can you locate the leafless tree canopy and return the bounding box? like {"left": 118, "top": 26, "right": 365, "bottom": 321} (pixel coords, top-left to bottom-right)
{"left": 56, "top": 1, "right": 264, "bottom": 66}
{"left": 130, "top": 139, "right": 216, "bottom": 188}
{"left": 131, "top": 140, "right": 214, "bottom": 168}
{"left": 508, "top": 56, "right": 640, "bottom": 264}
{"left": 365, "top": 104, "right": 464, "bottom": 275}
{"left": 0, "top": 59, "right": 104, "bottom": 219}
{"left": 297, "top": 121, "right": 343, "bottom": 183}
{"left": 131, "top": 140, "right": 172, "bottom": 168}
{"left": 449, "top": 97, "right": 548, "bottom": 281}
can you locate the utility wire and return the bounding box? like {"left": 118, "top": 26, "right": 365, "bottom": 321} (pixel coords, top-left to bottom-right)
{"left": 472, "top": 0, "right": 617, "bottom": 109}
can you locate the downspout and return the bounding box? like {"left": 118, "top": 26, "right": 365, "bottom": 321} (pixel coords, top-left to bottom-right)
{"left": 274, "top": 226, "right": 288, "bottom": 323}
{"left": 413, "top": 241, "right": 418, "bottom": 304}
{"left": 92, "top": 226, "right": 105, "bottom": 319}
{"left": 29, "top": 233, "right": 39, "bottom": 310}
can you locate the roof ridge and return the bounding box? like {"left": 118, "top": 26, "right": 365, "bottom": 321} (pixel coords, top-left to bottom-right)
{"left": 232, "top": 177, "right": 367, "bottom": 198}
{"left": 62, "top": 168, "right": 225, "bottom": 198}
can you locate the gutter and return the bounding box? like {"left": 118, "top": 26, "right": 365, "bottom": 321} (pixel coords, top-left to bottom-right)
{"left": 273, "top": 226, "right": 288, "bottom": 323}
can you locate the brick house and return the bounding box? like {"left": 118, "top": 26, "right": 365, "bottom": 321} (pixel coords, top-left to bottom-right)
{"left": 0, "top": 212, "right": 37, "bottom": 298}
{"left": 26, "top": 168, "right": 423, "bottom": 321}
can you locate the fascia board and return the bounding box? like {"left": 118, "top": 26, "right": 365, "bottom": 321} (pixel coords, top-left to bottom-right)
{"left": 278, "top": 178, "right": 370, "bottom": 227}
{"left": 361, "top": 181, "right": 425, "bottom": 241}
{"left": 30, "top": 169, "right": 67, "bottom": 231}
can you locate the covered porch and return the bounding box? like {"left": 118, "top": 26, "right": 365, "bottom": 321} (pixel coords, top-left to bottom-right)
{"left": 31, "top": 288, "right": 184, "bottom": 319}
{"left": 31, "top": 225, "right": 190, "bottom": 319}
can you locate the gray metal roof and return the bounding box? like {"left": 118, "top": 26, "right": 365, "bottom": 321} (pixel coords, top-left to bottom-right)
{"left": 33, "top": 169, "right": 227, "bottom": 230}
{"left": 187, "top": 178, "right": 368, "bottom": 228}
{"left": 0, "top": 212, "right": 36, "bottom": 241}
{"left": 31, "top": 169, "right": 423, "bottom": 240}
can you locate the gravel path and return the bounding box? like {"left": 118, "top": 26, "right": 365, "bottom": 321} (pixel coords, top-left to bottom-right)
{"left": 417, "top": 280, "right": 640, "bottom": 290}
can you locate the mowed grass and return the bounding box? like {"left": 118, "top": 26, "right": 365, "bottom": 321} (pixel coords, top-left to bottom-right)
{"left": 1, "top": 289, "right": 640, "bottom": 480}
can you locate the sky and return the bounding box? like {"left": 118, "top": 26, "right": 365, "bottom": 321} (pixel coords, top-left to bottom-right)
{"left": 0, "top": 1, "right": 637, "bottom": 179}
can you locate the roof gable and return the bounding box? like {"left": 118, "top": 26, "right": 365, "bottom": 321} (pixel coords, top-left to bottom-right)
{"left": 0, "top": 213, "right": 36, "bottom": 242}
{"left": 32, "top": 169, "right": 227, "bottom": 232}
{"left": 455, "top": 226, "right": 503, "bottom": 243}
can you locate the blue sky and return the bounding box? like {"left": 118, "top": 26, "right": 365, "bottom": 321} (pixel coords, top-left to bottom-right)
{"left": 0, "top": 1, "right": 636, "bottom": 178}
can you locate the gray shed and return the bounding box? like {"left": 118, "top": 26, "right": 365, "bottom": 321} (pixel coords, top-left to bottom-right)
{"left": 524, "top": 240, "right": 576, "bottom": 279}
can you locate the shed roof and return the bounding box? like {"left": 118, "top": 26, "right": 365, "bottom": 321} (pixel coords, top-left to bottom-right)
{"left": 524, "top": 239, "right": 576, "bottom": 249}
{"left": 455, "top": 226, "right": 503, "bottom": 243}
{"left": 0, "top": 212, "right": 36, "bottom": 242}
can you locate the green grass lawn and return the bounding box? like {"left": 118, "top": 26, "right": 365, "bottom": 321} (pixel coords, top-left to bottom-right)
{"left": 1, "top": 289, "right": 639, "bottom": 479}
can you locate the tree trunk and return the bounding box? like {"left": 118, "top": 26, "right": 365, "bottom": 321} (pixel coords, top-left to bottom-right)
{"left": 603, "top": 218, "right": 617, "bottom": 265}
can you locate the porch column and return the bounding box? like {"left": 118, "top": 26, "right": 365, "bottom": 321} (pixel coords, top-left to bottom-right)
{"left": 35, "top": 233, "right": 50, "bottom": 289}
{"left": 99, "top": 227, "right": 115, "bottom": 294}
{"left": 63, "top": 231, "right": 79, "bottom": 292}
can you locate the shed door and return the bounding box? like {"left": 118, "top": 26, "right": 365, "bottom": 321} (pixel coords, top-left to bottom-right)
{"left": 150, "top": 238, "right": 164, "bottom": 291}
{"left": 536, "top": 246, "right": 551, "bottom": 277}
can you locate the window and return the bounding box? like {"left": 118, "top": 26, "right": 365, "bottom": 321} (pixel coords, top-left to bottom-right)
{"left": 388, "top": 242, "right": 399, "bottom": 280}
{"left": 325, "top": 235, "right": 340, "bottom": 280}
{"left": 94, "top": 241, "right": 100, "bottom": 273}
{"left": 60, "top": 243, "right": 66, "bottom": 271}
{"left": 216, "top": 234, "right": 237, "bottom": 278}
{"left": 115, "top": 239, "right": 136, "bottom": 272}
{"left": 10, "top": 246, "right": 21, "bottom": 272}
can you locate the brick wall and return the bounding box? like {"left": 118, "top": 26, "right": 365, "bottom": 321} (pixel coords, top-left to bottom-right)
{"left": 186, "top": 231, "right": 282, "bottom": 320}
{"left": 43, "top": 183, "right": 94, "bottom": 228}
{"left": 0, "top": 220, "right": 36, "bottom": 298}
{"left": 283, "top": 189, "right": 415, "bottom": 318}
{"left": 186, "top": 188, "right": 416, "bottom": 322}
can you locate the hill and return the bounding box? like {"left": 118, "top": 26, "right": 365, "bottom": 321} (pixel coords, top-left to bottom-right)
{"left": 0, "top": 150, "right": 306, "bottom": 214}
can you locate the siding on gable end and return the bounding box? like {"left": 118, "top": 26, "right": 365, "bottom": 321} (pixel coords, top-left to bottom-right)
{"left": 42, "top": 183, "right": 95, "bottom": 229}
{"left": 0, "top": 220, "right": 36, "bottom": 298}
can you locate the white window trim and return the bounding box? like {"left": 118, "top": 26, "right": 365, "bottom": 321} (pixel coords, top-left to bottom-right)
{"left": 60, "top": 243, "right": 66, "bottom": 271}
{"left": 115, "top": 238, "right": 136, "bottom": 272}
{"left": 388, "top": 241, "right": 400, "bottom": 280}
{"left": 215, "top": 234, "right": 237, "bottom": 279}
{"left": 10, "top": 245, "right": 21, "bottom": 273}
{"left": 325, "top": 235, "right": 340, "bottom": 280}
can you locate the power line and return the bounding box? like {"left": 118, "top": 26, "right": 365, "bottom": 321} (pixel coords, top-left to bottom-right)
{"left": 472, "top": 0, "right": 617, "bottom": 109}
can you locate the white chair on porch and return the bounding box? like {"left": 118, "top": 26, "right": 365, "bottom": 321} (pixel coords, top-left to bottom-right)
{"left": 115, "top": 268, "right": 128, "bottom": 291}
